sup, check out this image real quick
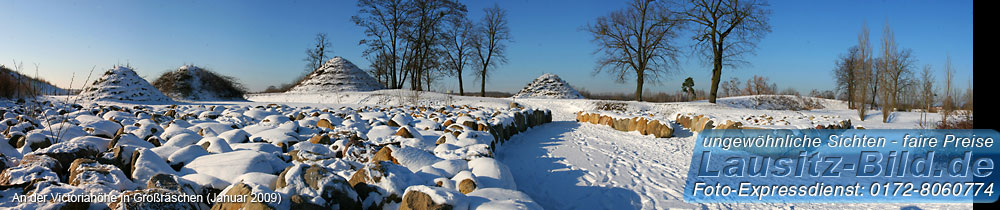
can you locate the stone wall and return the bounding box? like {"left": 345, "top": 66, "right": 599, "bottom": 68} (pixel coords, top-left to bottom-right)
{"left": 575, "top": 111, "right": 673, "bottom": 138}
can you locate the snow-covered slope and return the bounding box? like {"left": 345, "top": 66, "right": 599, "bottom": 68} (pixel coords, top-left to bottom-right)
{"left": 512, "top": 73, "right": 583, "bottom": 99}
{"left": 1, "top": 65, "right": 69, "bottom": 95}
{"left": 77, "top": 66, "right": 172, "bottom": 102}
{"left": 286, "top": 57, "right": 384, "bottom": 93}
{"left": 152, "top": 65, "right": 245, "bottom": 101}
{"left": 715, "top": 95, "right": 847, "bottom": 110}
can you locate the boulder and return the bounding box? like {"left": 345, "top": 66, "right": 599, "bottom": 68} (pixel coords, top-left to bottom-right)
{"left": 646, "top": 120, "right": 673, "bottom": 138}
{"left": 67, "top": 158, "right": 136, "bottom": 190}
{"left": 692, "top": 116, "right": 715, "bottom": 132}
{"left": 307, "top": 134, "right": 330, "bottom": 145}
{"left": 316, "top": 119, "right": 335, "bottom": 130}
{"left": 209, "top": 183, "right": 277, "bottom": 210}
{"left": 111, "top": 188, "right": 202, "bottom": 210}
{"left": 634, "top": 117, "right": 649, "bottom": 135}
{"left": 274, "top": 164, "right": 361, "bottom": 209}
{"left": 371, "top": 146, "right": 400, "bottom": 164}
{"left": 400, "top": 185, "right": 469, "bottom": 210}
{"left": 395, "top": 127, "right": 414, "bottom": 138}
{"left": 147, "top": 173, "right": 198, "bottom": 195}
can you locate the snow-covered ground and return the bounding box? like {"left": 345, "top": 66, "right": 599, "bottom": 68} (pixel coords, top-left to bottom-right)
{"left": 1, "top": 91, "right": 968, "bottom": 209}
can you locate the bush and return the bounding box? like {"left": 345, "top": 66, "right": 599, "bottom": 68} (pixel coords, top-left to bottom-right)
{"left": 936, "top": 110, "right": 973, "bottom": 129}
{"left": 594, "top": 101, "right": 628, "bottom": 112}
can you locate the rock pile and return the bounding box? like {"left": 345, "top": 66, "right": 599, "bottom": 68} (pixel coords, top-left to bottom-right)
{"left": 0, "top": 99, "right": 547, "bottom": 209}
{"left": 77, "top": 66, "right": 173, "bottom": 102}
{"left": 152, "top": 65, "right": 246, "bottom": 101}
{"left": 512, "top": 73, "right": 584, "bottom": 99}
{"left": 287, "top": 57, "right": 384, "bottom": 93}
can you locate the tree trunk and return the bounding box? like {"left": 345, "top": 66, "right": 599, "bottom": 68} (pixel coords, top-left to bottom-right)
{"left": 480, "top": 65, "right": 487, "bottom": 97}
{"left": 458, "top": 69, "right": 464, "bottom": 96}
{"left": 709, "top": 56, "right": 723, "bottom": 103}
{"left": 635, "top": 72, "right": 644, "bottom": 101}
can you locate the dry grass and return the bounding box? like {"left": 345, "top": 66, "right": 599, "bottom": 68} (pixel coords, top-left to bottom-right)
{"left": 1, "top": 65, "right": 41, "bottom": 98}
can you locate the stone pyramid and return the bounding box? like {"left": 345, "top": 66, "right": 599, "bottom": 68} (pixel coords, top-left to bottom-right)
{"left": 512, "top": 73, "right": 584, "bottom": 99}
{"left": 78, "top": 66, "right": 172, "bottom": 102}
{"left": 287, "top": 57, "right": 384, "bottom": 93}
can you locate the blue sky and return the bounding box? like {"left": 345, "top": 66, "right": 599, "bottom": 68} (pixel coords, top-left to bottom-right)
{"left": 0, "top": 0, "right": 973, "bottom": 94}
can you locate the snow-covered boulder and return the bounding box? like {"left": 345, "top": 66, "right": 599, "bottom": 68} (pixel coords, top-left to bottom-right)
{"left": 180, "top": 150, "right": 289, "bottom": 184}
{"left": 287, "top": 57, "right": 384, "bottom": 93}
{"left": 274, "top": 164, "right": 361, "bottom": 209}
{"left": 468, "top": 157, "right": 516, "bottom": 190}
{"left": 400, "top": 185, "right": 470, "bottom": 210}
{"left": 77, "top": 66, "right": 172, "bottom": 102}
{"left": 512, "top": 73, "right": 584, "bottom": 99}
{"left": 152, "top": 65, "right": 246, "bottom": 100}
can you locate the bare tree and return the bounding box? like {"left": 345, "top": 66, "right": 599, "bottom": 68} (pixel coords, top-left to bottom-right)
{"left": 833, "top": 46, "right": 859, "bottom": 109}
{"left": 876, "top": 21, "right": 915, "bottom": 123}
{"left": 723, "top": 77, "right": 742, "bottom": 97}
{"left": 584, "top": 0, "right": 684, "bottom": 101}
{"left": 963, "top": 76, "right": 972, "bottom": 110}
{"left": 354, "top": 0, "right": 410, "bottom": 89}
{"left": 679, "top": 0, "right": 772, "bottom": 103}
{"left": 854, "top": 22, "right": 873, "bottom": 121}
{"left": 442, "top": 16, "right": 474, "bottom": 96}
{"left": 942, "top": 54, "right": 955, "bottom": 125}
{"left": 402, "top": 0, "right": 466, "bottom": 91}
{"left": 919, "top": 64, "right": 935, "bottom": 127}
{"left": 304, "top": 33, "right": 332, "bottom": 72}
{"left": 743, "top": 75, "right": 774, "bottom": 95}
{"left": 472, "top": 4, "right": 511, "bottom": 97}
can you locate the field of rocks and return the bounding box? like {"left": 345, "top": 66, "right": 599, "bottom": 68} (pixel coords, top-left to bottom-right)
{"left": 0, "top": 99, "right": 551, "bottom": 210}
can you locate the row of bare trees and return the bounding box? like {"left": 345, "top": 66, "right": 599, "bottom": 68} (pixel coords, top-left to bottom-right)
{"left": 352, "top": 0, "right": 510, "bottom": 96}
{"left": 833, "top": 21, "right": 971, "bottom": 125}
{"left": 718, "top": 75, "right": 777, "bottom": 97}
{"left": 586, "top": 0, "right": 771, "bottom": 102}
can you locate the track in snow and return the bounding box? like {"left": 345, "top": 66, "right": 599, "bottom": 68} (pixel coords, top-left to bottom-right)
{"left": 496, "top": 121, "right": 701, "bottom": 210}
{"left": 496, "top": 120, "right": 970, "bottom": 210}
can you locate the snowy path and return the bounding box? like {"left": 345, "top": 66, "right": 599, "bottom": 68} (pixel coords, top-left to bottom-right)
{"left": 496, "top": 113, "right": 969, "bottom": 210}
{"left": 497, "top": 121, "right": 702, "bottom": 210}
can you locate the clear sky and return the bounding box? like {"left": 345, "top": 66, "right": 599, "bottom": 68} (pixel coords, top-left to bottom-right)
{"left": 0, "top": 0, "right": 973, "bottom": 94}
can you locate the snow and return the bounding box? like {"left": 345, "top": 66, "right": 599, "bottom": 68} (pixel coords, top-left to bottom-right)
{"left": 3, "top": 92, "right": 969, "bottom": 210}
{"left": 512, "top": 73, "right": 584, "bottom": 99}
{"left": 234, "top": 172, "right": 278, "bottom": 189}
{"left": 468, "top": 157, "right": 517, "bottom": 190}
{"left": 430, "top": 159, "right": 469, "bottom": 178}
{"left": 167, "top": 145, "right": 210, "bottom": 165}
{"left": 180, "top": 150, "right": 289, "bottom": 184}
{"left": 286, "top": 57, "right": 384, "bottom": 93}
{"left": 391, "top": 145, "right": 444, "bottom": 172}
{"left": 131, "top": 148, "right": 178, "bottom": 184}
{"left": 77, "top": 66, "right": 173, "bottom": 102}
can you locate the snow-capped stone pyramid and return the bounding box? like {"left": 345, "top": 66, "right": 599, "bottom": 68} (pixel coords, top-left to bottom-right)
{"left": 512, "top": 73, "right": 584, "bottom": 99}
{"left": 152, "top": 65, "right": 245, "bottom": 100}
{"left": 287, "top": 57, "right": 384, "bottom": 93}
{"left": 78, "top": 66, "right": 172, "bottom": 102}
